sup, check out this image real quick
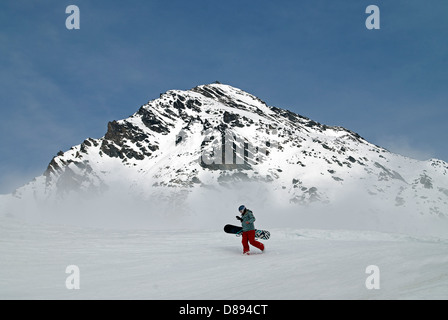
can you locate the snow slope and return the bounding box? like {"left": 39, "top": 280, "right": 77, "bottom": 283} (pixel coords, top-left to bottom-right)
{"left": 1, "top": 217, "right": 447, "bottom": 300}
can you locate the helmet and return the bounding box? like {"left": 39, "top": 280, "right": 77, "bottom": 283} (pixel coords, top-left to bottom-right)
{"left": 238, "top": 205, "right": 246, "bottom": 212}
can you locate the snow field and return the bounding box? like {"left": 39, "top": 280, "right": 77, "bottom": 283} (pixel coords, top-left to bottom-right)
{"left": 1, "top": 217, "right": 447, "bottom": 300}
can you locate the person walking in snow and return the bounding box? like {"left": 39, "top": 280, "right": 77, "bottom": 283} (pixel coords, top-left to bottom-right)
{"left": 236, "top": 205, "right": 265, "bottom": 255}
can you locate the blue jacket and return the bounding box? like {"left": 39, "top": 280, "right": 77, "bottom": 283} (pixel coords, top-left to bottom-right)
{"left": 241, "top": 209, "right": 256, "bottom": 232}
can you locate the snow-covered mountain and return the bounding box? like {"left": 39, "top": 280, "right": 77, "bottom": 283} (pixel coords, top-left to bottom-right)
{"left": 1, "top": 83, "right": 448, "bottom": 232}
{"left": 3, "top": 83, "right": 447, "bottom": 300}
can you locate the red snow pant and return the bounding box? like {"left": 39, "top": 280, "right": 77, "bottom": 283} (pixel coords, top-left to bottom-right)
{"left": 242, "top": 230, "right": 264, "bottom": 253}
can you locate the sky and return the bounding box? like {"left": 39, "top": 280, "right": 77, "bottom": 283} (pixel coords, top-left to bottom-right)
{"left": 0, "top": 0, "right": 447, "bottom": 194}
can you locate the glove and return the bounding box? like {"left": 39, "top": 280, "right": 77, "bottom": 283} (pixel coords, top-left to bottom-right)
{"left": 236, "top": 216, "right": 243, "bottom": 222}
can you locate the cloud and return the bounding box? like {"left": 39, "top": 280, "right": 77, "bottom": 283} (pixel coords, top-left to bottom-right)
{"left": 377, "top": 135, "right": 435, "bottom": 161}
{"left": 0, "top": 166, "right": 42, "bottom": 195}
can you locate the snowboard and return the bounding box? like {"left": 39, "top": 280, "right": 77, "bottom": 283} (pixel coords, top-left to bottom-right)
{"left": 224, "top": 224, "right": 270, "bottom": 240}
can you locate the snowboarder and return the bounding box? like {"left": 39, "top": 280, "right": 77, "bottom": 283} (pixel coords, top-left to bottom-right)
{"left": 236, "top": 205, "right": 265, "bottom": 255}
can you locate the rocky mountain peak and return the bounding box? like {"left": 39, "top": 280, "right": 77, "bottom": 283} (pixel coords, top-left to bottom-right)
{"left": 4, "top": 84, "right": 448, "bottom": 221}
